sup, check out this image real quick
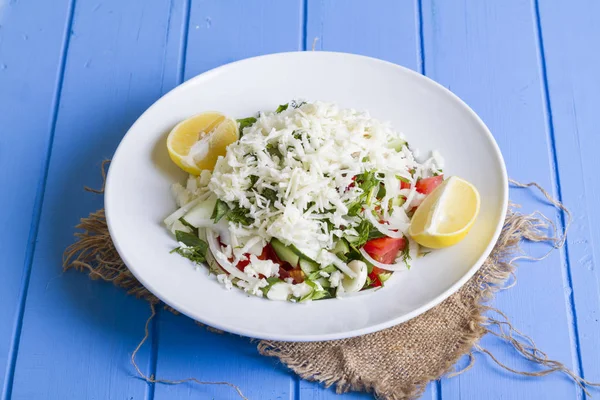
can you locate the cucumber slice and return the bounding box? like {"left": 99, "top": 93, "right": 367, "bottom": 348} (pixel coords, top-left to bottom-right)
{"left": 316, "top": 277, "right": 330, "bottom": 288}
{"left": 270, "top": 238, "right": 300, "bottom": 266}
{"left": 333, "top": 239, "right": 350, "bottom": 255}
{"left": 184, "top": 195, "right": 217, "bottom": 227}
{"left": 299, "top": 258, "right": 318, "bottom": 275}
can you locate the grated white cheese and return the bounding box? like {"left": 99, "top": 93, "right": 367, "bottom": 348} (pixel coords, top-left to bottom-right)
{"left": 244, "top": 255, "right": 280, "bottom": 278}
{"left": 168, "top": 101, "right": 445, "bottom": 299}
{"left": 208, "top": 101, "right": 441, "bottom": 256}
{"left": 216, "top": 274, "right": 233, "bottom": 290}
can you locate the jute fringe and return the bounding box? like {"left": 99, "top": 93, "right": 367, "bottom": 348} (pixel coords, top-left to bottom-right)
{"left": 63, "top": 161, "right": 599, "bottom": 399}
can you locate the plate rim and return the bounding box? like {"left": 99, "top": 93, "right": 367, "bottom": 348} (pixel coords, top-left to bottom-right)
{"left": 105, "top": 51, "right": 509, "bottom": 342}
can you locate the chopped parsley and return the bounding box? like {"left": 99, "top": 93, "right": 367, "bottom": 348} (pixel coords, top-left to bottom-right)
{"left": 211, "top": 199, "right": 254, "bottom": 225}
{"left": 249, "top": 175, "right": 259, "bottom": 187}
{"left": 171, "top": 230, "right": 208, "bottom": 264}
{"left": 227, "top": 204, "right": 254, "bottom": 225}
{"left": 401, "top": 241, "right": 412, "bottom": 269}
{"left": 178, "top": 217, "right": 198, "bottom": 234}
{"left": 237, "top": 117, "right": 257, "bottom": 136}
{"left": 276, "top": 103, "right": 289, "bottom": 113}
{"left": 211, "top": 199, "right": 230, "bottom": 223}
{"left": 261, "top": 188, "right": 279, "bottom": 203}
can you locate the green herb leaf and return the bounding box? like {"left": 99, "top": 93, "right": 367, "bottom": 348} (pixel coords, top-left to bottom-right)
{"left": 396, "top": 175, "right": 410, "bottom": 184}
{"left": 175, "top": 230, "right": 207, "bottom": 251}
{"left": 355, "top": 170, "right": 379, "bottom": 193}
{"left": 276, "top": 103, "right": 289, "bottom": 113}
{"left": 377, "top": 183, "right": 386, "bottom": 199}
{"left": 211, "top": 199, "right": 230, "bottom": 223}
{"left": 266, "top": 143, "right": 283, "bottom": 159}
{"left": 347, "top": 201, "right": 363, "bottom": 217}
{"left": 368, "top": 225, "right": 386, "bottom": 241}
{"left": 237, "top": 117, "right": 257, "bottom": 136}
{"left": 261, "top": 188, "right": 278, "bottom": 203}
{"left": 178, "top": 217, "right": 198, "bottom": 234}
{"left": 353, "top": 219, "right": 373, "bottom": 248}
{"left": 402, "top": 240, "right": 411, "bottom": 269}
{"left": 227, "top": 204, "right": 254, "bottom": 225}
{"left": 249, "top": 175, "right": 259, "bottom": 187}
{"left": 172, "top": 230, "right": 208, "bottom": 264}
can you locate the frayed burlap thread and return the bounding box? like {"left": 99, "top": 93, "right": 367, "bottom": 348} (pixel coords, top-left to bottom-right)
{"left": 63, "top": 167, "right": 599, "bottom": 399}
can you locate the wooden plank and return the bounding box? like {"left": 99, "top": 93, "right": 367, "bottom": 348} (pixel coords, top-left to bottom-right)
{"left": 151, "top": 1, "right": 302, "bottom": 399}
{"left": 182, "top": 0, "right": 306, "bottom": 81}
{"left": 7, "top": 1, "right": 186, "bottom": 398}
{"left": 303, "top": 1, "right": 436, "bottom": 398}
{"left": 419, "top": 0, "right": 581, "bottom": 397}
{"left": 0, "top": 0, "right": 73, "bottom": 395}
{"left": 537, "top": 0, "right": 600, "bottom": 385}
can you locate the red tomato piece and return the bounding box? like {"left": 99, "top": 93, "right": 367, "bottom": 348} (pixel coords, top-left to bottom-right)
{"left": 368, "top": 271, "right": 382, "bottom": 287}
{"left": 400, "top": 180, "right": 411, "bottom": 190}
{"left": 363, "top": 236, "right": 406, "bottom": 264}
{"left": 232, "top": 245, "right": 269, "bottom": 272}
{"left": 415, "top": 175, "right": 443, "bottom": 195}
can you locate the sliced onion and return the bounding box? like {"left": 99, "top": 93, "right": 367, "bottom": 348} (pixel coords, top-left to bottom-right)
{"left": 359, "top": 247, "right": 409, "bottom": 272}
{"left": 205, "top": 229, "right": 258, "bottom": 283}
{"left": 364, "top": 209, "right": 406, "bottom": 238}
{"left": 325, "top": 251, "right": 357, "bottom": 278}
{"left": 163, "top": 198, "right": 201, "bottom": 227}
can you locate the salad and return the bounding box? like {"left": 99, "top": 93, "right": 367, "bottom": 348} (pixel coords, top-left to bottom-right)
{"left": 164, "top": 101, "right": 445, "bottom": 302}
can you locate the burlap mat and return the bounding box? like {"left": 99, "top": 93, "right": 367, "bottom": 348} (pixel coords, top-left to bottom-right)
{"left": 63, "top": 166, "right": 599, "bottom": 399}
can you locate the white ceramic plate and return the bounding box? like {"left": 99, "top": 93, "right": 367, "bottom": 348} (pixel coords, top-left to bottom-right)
{"left": 105, "top": 52, "right": 507, "bottom": 341}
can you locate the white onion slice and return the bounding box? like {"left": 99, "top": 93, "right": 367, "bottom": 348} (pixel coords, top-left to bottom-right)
{"left": 205, "top": 229, "right": 258, "bottom": 283}
{"left": 341, "top": 260, "right": 368, "bottom": 293}
{"left": 364, "top": 209, "right": 406, "bottom": 238}
{"left": 163, "top": 198, "right": 201, "bottom": 227}
{"left": 324, "top": 251, "right": 357, "bottom": 278}
{"left": 359, "top": 247, "right": 409, "bottom": 272}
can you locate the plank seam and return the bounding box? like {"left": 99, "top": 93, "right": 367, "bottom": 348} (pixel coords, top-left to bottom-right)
{"left": 177, "top": 0, "right": 192, "bottom": 83}
{"left": 146, "top": 2, "right": 193, "bottom": 398}
{"left": 300, "top": 0, "right": 308, "bottom": 51}
{"left": 0, "top": 0, "right": 77, "bottom": 398}
{"left": 293, "top": 1, "right": 308, "bottom": 397}
{"left": 532, "top": 0, "right": 586, "bottom": 398}
{"left": 145, "top": 308, "right": 160, "bottom": 400}
{"left": 415, "top": 0, "right": 425, "bottom": 75}
{"left": 417, "top": 1, "right": 437, "bottom": 397}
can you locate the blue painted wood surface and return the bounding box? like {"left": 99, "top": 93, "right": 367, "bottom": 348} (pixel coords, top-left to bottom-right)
{"left": 0, "top": 0, "right": 598, "bottom": 399}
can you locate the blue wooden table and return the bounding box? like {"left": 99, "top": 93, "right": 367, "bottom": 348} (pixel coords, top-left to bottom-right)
{"left": 1, "top": 0, "right": 599, "bottom": 399}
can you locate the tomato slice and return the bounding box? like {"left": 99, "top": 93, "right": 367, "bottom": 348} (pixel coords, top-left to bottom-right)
{"left": 400, "top": 180, "right": 411, "bottom": 190}
{"left": 232, "top": 245, "right": 269, "bottom": 272}
{"left": 221, "top": 243, "right": 307, "bottom": 284}
{"left": 415, "top": 175, "right": 443, "bottom": 195}
{"left": 368, "top": 271, "right": 383, "bottom": 287}
{"left": 363, "top": 236, "right": 406, "bottom": 264}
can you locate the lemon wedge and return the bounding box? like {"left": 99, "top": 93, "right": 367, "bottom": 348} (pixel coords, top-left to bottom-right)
{"left": 167, "top": 112, "right": 238, "bottom": 175}
{"left": 408, "top": 176, "right": 480, "bottom": 249}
